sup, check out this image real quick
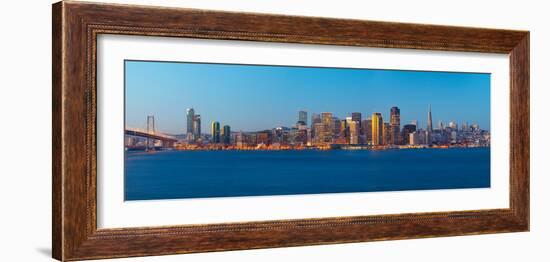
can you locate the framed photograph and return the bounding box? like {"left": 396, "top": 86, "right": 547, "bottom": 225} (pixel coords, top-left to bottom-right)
{"left": 52, "top": 1, "right": 529, "bottom": 261}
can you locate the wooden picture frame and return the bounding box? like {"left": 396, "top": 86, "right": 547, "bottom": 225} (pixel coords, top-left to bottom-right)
{"left": 52, "top": 1, "right": 529, "bottom": 261}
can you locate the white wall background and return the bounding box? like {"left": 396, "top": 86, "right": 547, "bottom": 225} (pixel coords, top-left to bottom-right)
{"left": 0, "top": 0, "right": 547, "bottom": 261}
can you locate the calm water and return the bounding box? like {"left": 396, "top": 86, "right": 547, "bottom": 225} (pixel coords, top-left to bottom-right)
{"left": 124, "top": 148, "right": 490, "bottom": 201}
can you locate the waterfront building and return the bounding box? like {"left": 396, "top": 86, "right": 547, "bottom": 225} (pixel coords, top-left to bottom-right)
{"left": 419, "top": 130, "right": 428, "bottom": 145}
{"left": 311, "top": 113, "right": 321, "bottom": 139}
{"left": 221, "top": 125, "right": 231, "bottom": 144}
{"left": 390, "top": 106, "right": 401, "bottom": 145}
{"left": 313, "top": 122, "right": 325, "bottom": 145}
{"left": 371, "top": 113, "right": 383, "bottom": 146}
{"left": 402, "top": 124, "right": 417, "bottom": 144}
{"left": 298, "top": 110, "right": 308, "bottom": 126}
{"left": 321, "top": 112, "right": 334, "bottom": 144}
{"left": 349, "top": 121, "right": 360, "bottom": 145}
{"left": 362, "top": 118, "right": 372, "bottom": 144}
{"left": 427, "top": 105, "right": 433, "bottom": 144}
{"left": 410, "top": 131, "right": 420, "bottom": 145}
{"left": 193, "top": 114, "right": 201, "bottom": 140}
{"left": 339, "top": 119, "right": 348, "bottom": 141}
{"left": 211, "top": 121, "right": 220, "bottom": 143}
{"left": 383, "top": 122, "right": 391, "bottom": 145}
{"left": 256, "top": 131, "right": 271, "bottom": 145}
{"left": 186, "top": 108, "right": 195, "bottom": 141}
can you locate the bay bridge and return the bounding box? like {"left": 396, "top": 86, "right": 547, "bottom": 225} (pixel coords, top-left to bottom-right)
{"left": 125, "top": 115, "right": 177, "bottom": 150}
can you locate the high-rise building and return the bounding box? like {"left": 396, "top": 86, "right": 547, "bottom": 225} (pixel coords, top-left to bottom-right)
{"left": 410, "top": 131, "right": 420, "bottom": 145}
{"left": 427, "top": 105, "right": 433, "bottom": 132}
{"left": 383, "top": 123, "right": 391, "bottom": 145}
{"left": 371, "top": 113, "right": 383, "bottom": 146}
{"left": 211, "top": 121, "right": 220, "bottom": 143}
{"left": 332, "top": 117, "right": 341, "bottom": 136}
{"left": 427, "top": 105, "right": 433, "bottom": 144}
{"left": 186, "top": 108, "right": 195, "bottom": 140}
{"left": 298, "top": 111, "right": 308, "bottom": 125}
{"left": 362, "top": 118, "right": 372, "bottom": 143}
{"left": 313, "top": 122, "right": 325, "bottom": 145}
{"left": 193, "top": 114, "right": 201, "bottom": 140}
{"left": 311, "top": 113, "right": 321, "bottom": 139}
{"left": 390, "top": 106, "right": 401, "bottom": 145}
{"left": 321, "top": 112, "right": 334, "bottom": 144}
{"left": 349, "top": 121, "right": 360, "bottom": 145}
{"left": 222, "top": 125, "right": 231, "bottom": 144}
{"left": 339, "top": 119, "right": 348, "bottom": 141}
{"left": 402, "top": 124, "right": 417, "bottom": 144}
{"left": 351, "top": 112, "right": 362, "bottom": 129}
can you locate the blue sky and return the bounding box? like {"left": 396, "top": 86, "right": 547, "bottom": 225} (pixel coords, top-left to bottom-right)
{"left": 125, "top": 60, "right": 490, "bottom": 134}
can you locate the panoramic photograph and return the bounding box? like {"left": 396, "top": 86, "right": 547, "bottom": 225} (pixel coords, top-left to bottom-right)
{"left": 124, "top": 60, "right": 491, "bottom": 201}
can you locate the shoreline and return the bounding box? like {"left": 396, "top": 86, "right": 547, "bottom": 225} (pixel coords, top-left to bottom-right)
{"left": 127, "top": 145, "right": 490, "bottom": 152}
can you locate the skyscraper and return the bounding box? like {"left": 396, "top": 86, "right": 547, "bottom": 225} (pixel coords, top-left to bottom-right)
{"left": 193, "top": 114, "right": 201, "bottom": 140}
{"left": 362, "top": 118, "right": 372, "bottom": 143}
{"left": 427, "top": 105, "right": 433, "bottom": 144}
{"left": 351, "top": 112, "right": 362, "bottom": 129}
{"left": 321, "top": 112, "right": 334, "bottom": 144}
{"left": 298, "top": 111, "right": 307, "bottom": 125}
{"left": 186, "top": 108, "right": 195, "bottom": 140}
{"left": 211, "top": 121, "right": 220, "bottom": 144}
{"left": 349, "top": 121, "right": 360, "bottom": 145}
{"left": 371, "top": 113, "right": 383, "bottom": 146}
{"left": 390, "top": 106, "right": 401, "bottom": 145}
{"left": 427, "top": 105, "right": 433, "bottom": 132}
{"left": 383, "top": 122, "right": 391, "bottom": 145}
{"left": 311, "top": 113, "right": 321, "bottom": 139}
{"left": 222, "top": 125, "right": 231, "bottom": 144}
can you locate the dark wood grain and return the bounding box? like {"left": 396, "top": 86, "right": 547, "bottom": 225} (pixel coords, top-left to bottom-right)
{"left": 52, "top": 1, "right": 530, "bottom": 261}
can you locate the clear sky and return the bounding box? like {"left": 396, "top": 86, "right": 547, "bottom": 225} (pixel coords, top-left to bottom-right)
{"left": 125, "top": 60, "right": 490, "bottom": 134}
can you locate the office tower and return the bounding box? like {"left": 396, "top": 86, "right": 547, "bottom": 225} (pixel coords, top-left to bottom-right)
{"left": 427, "top": 105, "right": 433, "bottom": 132}
{"left": 186, "top": 108, "right": 195, "bottom": 140}
{"left": 402, "top": 124, "right": 417, "bottom": 144}
{"left": 222, "top": 125, "right": 231, "bottom": 144}
{"left": 332, "top": 117, "right": 341, "bottom": 136}
{"left": 298, "top": 111, "right": 308, "bottom": 125}
{"left": 211, "top": 121, "right": 220, "bottom": 143}
{"left": 390, "top": 106, "right": 401, "bottom": 145}
{"left": 339, "top": 119, "right": 348, "bottom": 140}
{"left": 438, "top": 120, "right": 444, "bottom": 130}
{"left": 193, "top": 114, "right": 201, "bottom": 140}
{"left": 362, "top": 118, "right": 372, "bottom": 143}
{"left": 427, "top": 105, "right": 433, "bottom": 144}
{"left": 321, "top": 112, "right": 334, "bottom": 144}
{"left": 383, "top": 123, "right": 391, "bottom": 145}
{"left": 313, "top": 123, "right": 325, "bottom": 145}
{"left": 410, "top": 132, "right": 420, "bottom": 145}
{"left": 351, "top": 112, "right": 362, "bottom": 128}
{"left": 349, "top": 121, "right": 360, "bottom": 145}
{"left": 311, "top": 113, "right": 321, "bottom": 139}
{"left": 371, "top": 113, "right": 383, "bottom": 145}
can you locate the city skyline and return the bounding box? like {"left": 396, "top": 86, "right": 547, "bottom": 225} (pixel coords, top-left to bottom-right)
{"left": 125, "top": 60, "right": 490, "bottom": 134}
